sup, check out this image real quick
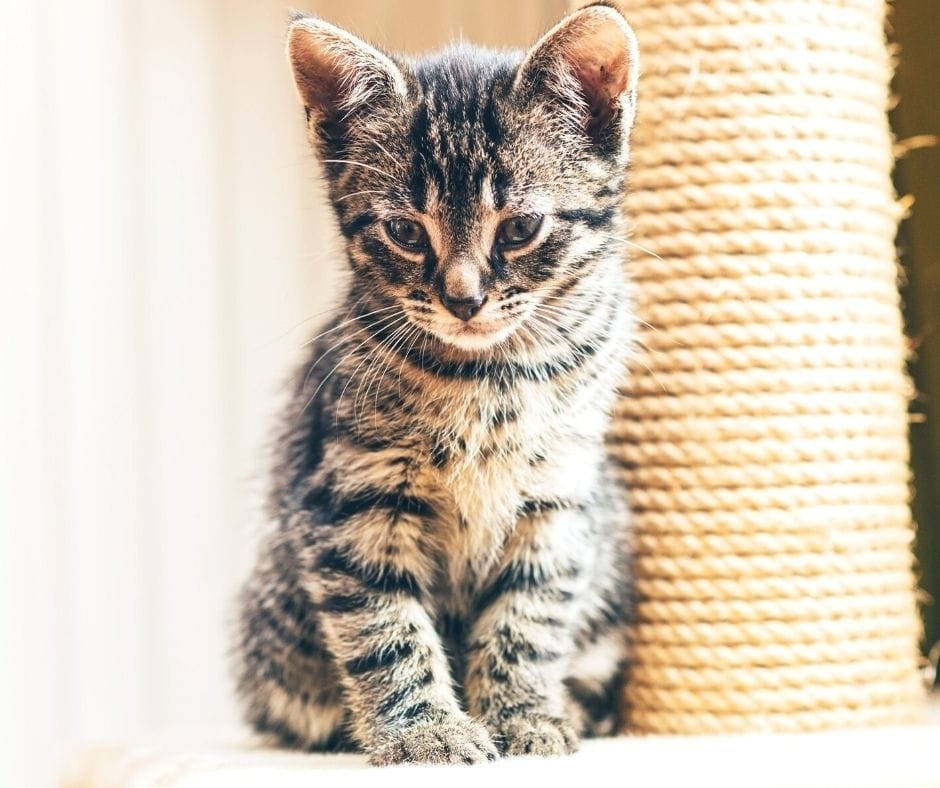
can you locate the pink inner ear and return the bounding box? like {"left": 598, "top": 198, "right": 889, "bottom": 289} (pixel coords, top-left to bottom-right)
{"left": 567, "top": 35, "right": 631, "bottom": 133}
{"left": 290, "top": 32, "right": 347, "bottom": 117}
{"left": 569, "top": 35, "right": 630, "bottom": 101}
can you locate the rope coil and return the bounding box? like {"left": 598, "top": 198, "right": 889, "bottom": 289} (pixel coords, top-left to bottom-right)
{"left": 613, "top": 0, "right": 925, "bottom": 733}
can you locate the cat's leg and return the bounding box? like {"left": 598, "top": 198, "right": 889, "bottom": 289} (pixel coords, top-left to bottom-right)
{"left": 566, "top": 530, "right": 632, "bottom": 734}
{"left": 463, "top": 502, "right": 595, "bottom": 757}
{"left": 235, "top": 562, "right": 351, "bottom": 750}
{"left": 564, "top": 629, "right": 629, "bottom": 737}
{"left": 297, "top": 502, "right": 497, "bottom": 766}
{"left": 563, "top": 464, "right": 633, "bottom": 738}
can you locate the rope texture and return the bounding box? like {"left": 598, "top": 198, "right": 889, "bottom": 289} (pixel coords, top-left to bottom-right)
{"left": 612, "top": 0, "right": 925, "bottom": 733}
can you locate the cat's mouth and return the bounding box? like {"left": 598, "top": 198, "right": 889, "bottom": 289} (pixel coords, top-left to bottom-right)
{"left": 406, "top": 298, "right": 531, "bottom": 352}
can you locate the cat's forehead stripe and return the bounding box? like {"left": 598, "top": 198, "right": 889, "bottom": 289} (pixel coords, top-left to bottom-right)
{"left": 407, "top": 50, "right": 517, "bottom": 219}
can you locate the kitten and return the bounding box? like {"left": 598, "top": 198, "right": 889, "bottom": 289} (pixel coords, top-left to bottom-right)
{"left": 234, "top": 2, "right": 639, "bottom": 766}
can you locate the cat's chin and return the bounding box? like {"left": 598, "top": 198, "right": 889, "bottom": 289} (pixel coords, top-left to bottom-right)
{"left": 436, "top": 322, "right": 516, "bottom": 352}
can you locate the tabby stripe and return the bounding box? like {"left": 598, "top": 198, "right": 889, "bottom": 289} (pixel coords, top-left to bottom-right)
{"left": 570, "top": 240, "right": 622, "bottom": 271}
{"left": 481, "top": 94, "right": 504, "bottom": 156}
{"left": 367, "top": 313, "right": 606, "bottom": 383}
{"left": 385, "top": 337, "right": 600, "bottom": 384}
{"left": 528, "top": 450, "right": 548, "bottom": 466}
{"left": 498, "top": 637, "right": 562, "bottom": 665}
{"left": 244, "top": 646, "right": 319, "bottom": 702}
{"left": 375, "top": 668, "right": 435, "bottom": 717}
{"left": 339, "top": 211, "right": 375, "bottom": 239}
{"left": 398, "top": 700, "right": 434, "bottom": 722}
{"left": 526, "top": 235, "right": 571, "bottom": 282}
{"left": 579, "top": 591, "right": 629, "bottom": 643}
{"left": 345, "top": 640, "right": 415, "bottom": 676}
{"left": 421, "top": 246, "right": 438, "bottom": 284}
{"left": 567, "top": 673, "right": 622, "bottom": 723}
{"left": 408, "top": 103, "right": 448, "bottom": 207}
{"left": 304, "top": 482, "right": 435, "bottom": 520}
{"left": 300, "top": 484, "right": 331, "bottom": 513}
{"left": 489, "top": 246, "right": 507, "bottom": 279}
{"left": 319, "top": 593, "right": 371, "bottom": 614}
{"left": 316, "top": 546, "right": 420, "bottom": 596}
{"left": 251, "top": 603, "right": 325, "bottom": 661}
{"left": 338, "top": 489, "right": 432, "bottom": 519}
{"left": 594, "top": 182, "right": 622, "bottom": 199}
{"left": 488, "top": 407, "right": 517, "bottom": 429}
{"left": 494, "top": 702, "right": 540, "bottom": 721}
{"left": 474, "top": 560, "right": 579, "bottom": 616}
{"left": 556, "top": 206, "right": 616, "bottom": 229}
{"left": 250, "top": 657, "right": 340, "bottom": 712}
{"left": 518, "top": 498, "right": 585, "bottom": 517}
{"left": 487, "top": 657, "right": 511, "bottom": 684}
{"left": 527, "top": 614, "right": 566, "bottom": 628}
{"left": 256, "top": 707, "right": 350, "bottom": 751}
{"left": 255, "top": 710, "right": 305, "bottom": 749}
{"left": 358, "top": 238, "right": 407, "bottom": 283}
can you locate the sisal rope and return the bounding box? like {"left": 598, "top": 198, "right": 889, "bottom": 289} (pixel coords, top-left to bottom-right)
{"left": 609, "top": 0, "right": 926, "bottom": 733}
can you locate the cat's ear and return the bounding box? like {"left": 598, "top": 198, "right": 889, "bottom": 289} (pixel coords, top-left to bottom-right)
{"left": 515, "top": 3, "right": 638, "bottom": 141}
{"left": 286, "top": 13, "right": 407, "bottom": 141}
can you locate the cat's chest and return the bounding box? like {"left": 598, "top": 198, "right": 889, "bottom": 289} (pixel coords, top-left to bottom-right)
{"left": 426, "top": 383, "right": 602, "bottom": 604}
{"left": 443, "top": 386, "right": 552, "bottom": 525}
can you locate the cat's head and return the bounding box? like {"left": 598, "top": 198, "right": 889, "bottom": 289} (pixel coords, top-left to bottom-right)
{"left": 288, "top": 3, "right": 638, "bottom": 353}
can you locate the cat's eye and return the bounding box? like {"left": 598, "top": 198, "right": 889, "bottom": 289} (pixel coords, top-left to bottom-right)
{"left": 495, "top": 214, "right": 543, "bottom": 248}
{"left": 385, "top": 218, "right": 429, "bottom": 251}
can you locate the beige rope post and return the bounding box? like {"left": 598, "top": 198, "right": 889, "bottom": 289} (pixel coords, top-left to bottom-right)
{"left": 609, "top": 0, "right": 926, "bottom": 733}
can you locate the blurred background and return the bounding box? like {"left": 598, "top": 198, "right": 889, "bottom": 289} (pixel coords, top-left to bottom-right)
{"left": 893, "top": 0, "right": 940, "bottom": 680}
{"left": 0, "top": 1, "right": 936, "bottom": 786}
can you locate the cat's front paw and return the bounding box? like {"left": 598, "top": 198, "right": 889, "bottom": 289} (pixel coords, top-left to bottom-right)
{"left": 489, "top": 713, "right": 579, "bottom": 758}
{"left": 369, "top": 716, "right": 498, "bottom": 766}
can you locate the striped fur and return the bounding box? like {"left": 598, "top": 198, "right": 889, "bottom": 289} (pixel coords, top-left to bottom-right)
{"left": 234, "top": 3, "right": 639, "bottom": 766}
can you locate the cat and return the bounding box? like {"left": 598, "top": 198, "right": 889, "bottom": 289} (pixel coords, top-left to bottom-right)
{"left": 233, "top": 2, "right": 639, "bottom": 766}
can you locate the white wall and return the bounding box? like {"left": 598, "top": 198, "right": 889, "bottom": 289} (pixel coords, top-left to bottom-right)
{"left": 0, "top": 1, "right": 564, "bottom": 785}
{"left": 1, "top": 2, "right": 336, "bottom": 784}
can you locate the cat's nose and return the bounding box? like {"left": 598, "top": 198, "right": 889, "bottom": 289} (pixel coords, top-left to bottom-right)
{"left": 442, "top": 293, "right": 486, "bottom": 322}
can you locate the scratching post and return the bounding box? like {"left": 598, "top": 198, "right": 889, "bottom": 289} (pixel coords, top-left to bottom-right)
{"left": 610, "top": 0, "right": 925, "bottom": 732}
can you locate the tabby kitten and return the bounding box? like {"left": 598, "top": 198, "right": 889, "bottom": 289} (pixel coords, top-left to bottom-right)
{"left": 235, "top": 3, "right": 639, "bottom": 766}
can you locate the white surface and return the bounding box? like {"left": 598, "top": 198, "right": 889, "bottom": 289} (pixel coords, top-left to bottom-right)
{"left": 62, "top": 720, "right": 940, "bottom": 788}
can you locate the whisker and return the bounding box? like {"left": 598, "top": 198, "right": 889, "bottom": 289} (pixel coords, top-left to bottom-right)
{"left": 374, "top": 323, "right": 423, "bottom": 427}
{"left": 297, "top": 343, "right": 363, "bottom": 424}
{"left": 299, "top": 304, "right": 402, "bottom": 349}
{"left": 320, "top": 159, "right": 394, "bottom": 179}
{"left": 630, "top": 315, "right": 684, "bottom": 347}
{"left": 368, "top": 138, "right": 398, "bottom": 166}
{"left": 627, "top": 351, "right": 669, "bottom": 393}
{"left": 251, "top": 299, "right": 359, "bottom": 351}
{"left": 344, "top": 315, "right": 411, "bottom": 420}
{"left": 335, "top": 189, "right": 386, "bottom": 203}
{"left": 297, "top": 305, "right": 402, "bottom": 393}
{"left": 396, "top": 324, "right": 427, "bottom": 398}
{"left": 297, "top": 312, "right": 407, "bottom": 420}
{"left": 596, "top": 232, "right": 664, "bottom": 262}
{"left": 359, "top": 320, "right": 416, "bottom": 428}
{"left": 253, "top": 318, "right": 329, "bottom": 352}
{"left": 352, "top": 318, "right": 413, "bottom": 424}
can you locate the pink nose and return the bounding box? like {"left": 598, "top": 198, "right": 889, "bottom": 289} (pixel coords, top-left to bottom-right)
{"left": 442, "top": 293, "right": 486, "bottom": 322}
